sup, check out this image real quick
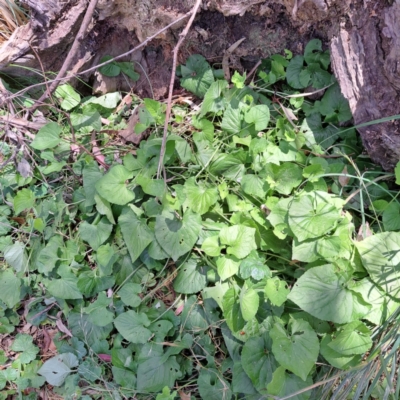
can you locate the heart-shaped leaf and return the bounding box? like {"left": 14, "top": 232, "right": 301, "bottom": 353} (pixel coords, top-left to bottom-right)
{"left": 155, "top": 212, "right": 201, "bottom": 261}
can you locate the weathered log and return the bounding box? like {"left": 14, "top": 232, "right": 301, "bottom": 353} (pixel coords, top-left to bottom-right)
{"left": 0, "top": 0, "right": 399, "bottom": 169}
{"left": 330, "top": 1, "right": 400, "bottom": 170}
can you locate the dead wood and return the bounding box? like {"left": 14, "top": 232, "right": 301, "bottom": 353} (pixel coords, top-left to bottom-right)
{"left": 29, "top": 0, "right": 100, "bottom": 112}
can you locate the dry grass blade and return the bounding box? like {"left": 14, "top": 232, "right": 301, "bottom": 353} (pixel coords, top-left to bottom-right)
{"left": 0, "top": 0, "right": 28, "bottom": 44}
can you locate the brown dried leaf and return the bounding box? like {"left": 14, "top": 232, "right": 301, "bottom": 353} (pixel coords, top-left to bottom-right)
{"left": 338, "top": 166, "right": 350, "bottom": 187}
{"left": 56, "top": 311, "right": 72, "bottom": 337}
{"left": 178, "top": 390, "right": 191, "bottom": 400}
{"left": 356, "top": 222, "right": 372, "bottom": 241}
{"left": 118, "top": 105, "right": 150, "bottom": 145}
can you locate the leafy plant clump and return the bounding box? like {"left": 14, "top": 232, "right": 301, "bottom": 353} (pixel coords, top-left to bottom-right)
{"left": 1, "top": 39, "right": 400, "bottom": 399}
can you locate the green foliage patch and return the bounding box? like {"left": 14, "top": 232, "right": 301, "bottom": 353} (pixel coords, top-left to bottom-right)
{"left": 1, "top": 39, "right": 400, "bottom": 399}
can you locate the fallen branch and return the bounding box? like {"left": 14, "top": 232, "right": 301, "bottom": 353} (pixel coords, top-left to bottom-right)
{"left": 2, "top": 11, "right": 192, "bottom": 107}
{"left": 29, "top": 0, "right": 99, "bottom": 113}
{"left": 157, "top": 0, "right": 203, "bottom": 179}
{"left": 0, "top": 115, "right": 46, "bottom": 130}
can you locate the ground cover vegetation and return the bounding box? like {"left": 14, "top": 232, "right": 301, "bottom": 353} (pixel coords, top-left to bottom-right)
{"left": 1, "top": 39, "right": 400, "bottom": 399}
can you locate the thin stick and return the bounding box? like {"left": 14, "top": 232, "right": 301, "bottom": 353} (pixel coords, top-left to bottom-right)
{"left": 1, "top": 12, "right": 192, "bottom": 107}
{"left": 157, "top": 0, "right": 203, "bottom": 179}
{"left": 29, "top": 0, "right": 99, "bottom": 113}
{"left": 245, "top": 60, "right": 261, "bottom": 84}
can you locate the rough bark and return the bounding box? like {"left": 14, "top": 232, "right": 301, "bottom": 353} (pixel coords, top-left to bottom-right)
{"left": 330, "top": 0, "right": 400, "bottom": 170}
{"left": 0, "top": 0, "right": 400, "bottom": 169}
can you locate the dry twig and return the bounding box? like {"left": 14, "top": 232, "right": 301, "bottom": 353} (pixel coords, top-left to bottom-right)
{"left": 157, "top": 0, "right": 203, "bottom": 179}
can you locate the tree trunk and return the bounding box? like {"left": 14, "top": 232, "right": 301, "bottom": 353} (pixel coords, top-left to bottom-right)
{"left": 1, "top": 0, "right": 399, "bottom": 169}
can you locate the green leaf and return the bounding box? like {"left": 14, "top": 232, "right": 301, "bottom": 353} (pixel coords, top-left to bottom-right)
{"left": 137, "top": 354, "right": 182, "bottom": 392}
{"left": 304, "top": 39, "right": 330, "bottom": 69}
{"left": 319, "top": 84, "right": 352, "bottom": 122}
{"left": 239, "top": 253, "right": 271, "bottom": 280}
{"left": 68, "top": 311, "right": 113, "bottom": 347}
{"left": 119, "top": 62, "right": 140, "bottom": 81}
{"left": 240, "top": 285, "right": 259, "bottom": 321}
{"left": 112, "top": 366, "right": 136, "bottom": 389}
{"left": 232, "top": 362, "right": 257, "bottom": 394}
{"left": 38, "top": 353, "right": 78, "bottom": 387}
{"left": 350, "top": 279, "right": 389, "bottom": 325}
{"left": 301, "top": 112, "right": 339, "bottom": 148}
{"left": 288, "top": 264, "right": 370, "bottom": 323}
{"left": 96, "top": 243, "right": 118, "bottom": 276}
{"left": 266, "top": 163, "right": 303, "bottom": 195}
{"left": 82, "top": 292, "right": 114, "bottom": 327}
{"left": 77, "top": 359, "right": 103, "bottom": 383}
{"left": 198, "top": 369, "right": 232, "bottom": 400}
{"left": 71, "top": 110, "right": 101, "bottom": 131}
{"left": 83, "top": 160, "right": 103, "bottom": 207}
{"left": 95, "top": 165, "right": 135, "bottom": 205}
{"left": 395, "top": 162, "right": 400, "bottom": 185}
{"left": 119, "top": 207, "right": 154, "bottom": 263}
{"left": 30, "top": 122, "right": 62, "bottom": 150}
{"left": 267, "top": 366, "right": 313, "bottom": 400}
{"left": 136, "top": 175, "right": 166, "bottom": 197}
{"left": 265, "top": 277, "right": 290, "bottom": 306}
{"left": 184, "top": 177, "right": 219, "bottom": 215}
{"left": 77, "top": 271, "right": 115, "bottom": 297}
{"left": 270, "top": 319, "right": 319, "bottom": 380}
{"left": 216, "top": 255, "right": 241, "bottom": 281}
{"left": 241, "top": 335, "right": 278, "bottom": 394}
{"left": 0, "top": 270, "right": 21, "bottom": 308}
{"left": 222, "top": 287, "right": 245, "bottom": 332}
{"left": 14, "top": 188, "right": 35, "bottom": 215}
{"left": 221, "top": 105, "right": 242, "bottom": 134}
{"left": 55, "top": 84, "right": 81, "bottom": 111}
{"left": 244, "top": 104, "right": 270, "bottom": 131}
{"left": 11, "top": 334, "right": 39, "bottom": 364}
{"left": 328, "top": 321, "right": 372, "bottom": 356}
{"left": 173, "top": 258, "right": 206, "bottom": 294}
{"left": 240, "top": 174, "right": 269, "bottom": 198}
{"left": 47, "top": 278, "right": 83, "bottom": 299}
{"left": 200, "top": 79, "right": 228, "bottom": 115}
{"left": 4, "top": 241, "right": 28, "bottom": 273}
{"left": 219, "top": 225, "right": 257, "bottom": 259}
{"left": 118, "top": 282, "right": 142, "bottom": 307}
{"left": 232, "top": 70, "right": 246, "bottom": 88}
{"left": 202, "top": 281, "right": 230, "bottom": 309}
{"left": 209, "top": 153, "right": 245, "bottom": 181}
{"left": 36, "top": 235, "right": 63, "bottom": 275}
{"left": 0, "top": 317, "right": 15, "bottom": 334}
{"left": 192, "top": 117, "right": 215, "bottom": 141}
{"left": 288, "top": 192, "right": 343, "bottom": 242}
{"left": 98, "top": 55, "right": 120, "bottom": 76}
{"left": 382, "top": 202, "right": 400, "bottom": 231}
{"left": 180, "top": 54, "right": 214, "bottom": 97}
{"left": 155, "top": 212, "right": 202, "bottom": 261}
{"left": 307, "top": 63, "right": 333, "bottom": 89}
{"left": 114, "top": 310, "right": 152, "bottom": 343}
{"left": 320, "top": 334, "right": 361, "bottom": 369}
{"left": 356, "top": 232, "right": 400, "bottom": 297}
{"left": 0, "top": 368, "right": 19, "bottom": 389}
{"left": 156, "top": 387, "right": 178, "bottom": 400}
{"left": 94, "top": 193, "right": 115, "bottom": 224}
{"left": 201, "top": 235, "right": 223, "bottom": 257}
{"left": 79, "top": 216, "right": 113, "bottom": 250}
{"left": 286, "top": 56, "right": 308, "bottom": 89}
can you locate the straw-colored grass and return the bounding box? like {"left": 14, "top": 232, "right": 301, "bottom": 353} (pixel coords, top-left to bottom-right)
{"left": 0, "top": 0, "right": 28, "bottom": 45}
